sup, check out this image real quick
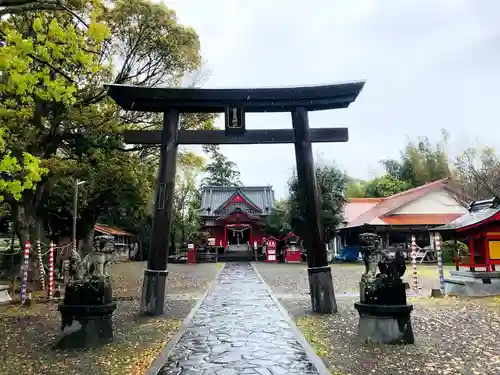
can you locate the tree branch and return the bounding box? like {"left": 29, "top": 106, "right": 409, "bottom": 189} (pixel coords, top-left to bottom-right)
{"left": 0, "top": 0, "right": 63, "bottom": 16}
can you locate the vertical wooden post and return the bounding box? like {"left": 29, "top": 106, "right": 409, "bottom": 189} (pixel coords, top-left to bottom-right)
{"left": 468, "top": 237, "right": 476, "bottom": 272}
{"left": 292, "top": 106, "right": 337, "bottom": 314}
{"left": 140, "top": 109, "right": 179, "bottom": 316}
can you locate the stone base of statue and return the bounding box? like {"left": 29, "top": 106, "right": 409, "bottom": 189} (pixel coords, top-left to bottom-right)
{"left": 56, "top": 276, "right": 117, "bottom": 349}
{"left": 354, "top": 302, "right": 414, "bottom": 345}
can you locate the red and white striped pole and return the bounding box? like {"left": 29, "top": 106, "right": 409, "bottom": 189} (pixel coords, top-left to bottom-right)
{"left": 20, "top": 240, "right": 31, "bottom": 305}
{"left": 48, "top": 241, "right": 54, "bottom": 298}
{"left": 36, "top": 240, "right": 45, "bottom": 290}
{"left": 411, "top": 235, "right": 419, "bottom": 290}
{"left": 435, "top": 233, "right": 445, "bottom": 295}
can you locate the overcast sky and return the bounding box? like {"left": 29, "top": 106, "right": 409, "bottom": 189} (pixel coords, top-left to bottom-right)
{"left": 165, "top": 0, "right": 500, "bottom": 199}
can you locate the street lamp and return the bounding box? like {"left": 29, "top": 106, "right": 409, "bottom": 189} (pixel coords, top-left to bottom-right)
{"left": 73, "top": 178, "right": 86, "bottom": 254}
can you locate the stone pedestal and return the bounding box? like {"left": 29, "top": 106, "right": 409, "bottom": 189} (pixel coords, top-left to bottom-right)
{"left": 354, "top": 303, "right": 414, "bottom": 345}
{"left": 444, "top": 270, "right": 500, "bottom": 297}
{"left": 56, "top": 276, "right": 117, "bottom": 349}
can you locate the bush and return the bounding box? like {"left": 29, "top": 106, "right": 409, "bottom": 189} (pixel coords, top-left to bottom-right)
{"left": 441, "top": 240, "right": 468, "bottom": 263}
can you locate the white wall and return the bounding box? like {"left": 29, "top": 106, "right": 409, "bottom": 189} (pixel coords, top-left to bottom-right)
{"left": 392, "top": 189, "right": 468, "bottom": 215}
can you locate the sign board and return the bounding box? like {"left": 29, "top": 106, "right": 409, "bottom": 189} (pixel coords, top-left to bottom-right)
{"left": 187, "top": 243, "right": 195, "bottom": 250}
{"left": 208, "top": 237, "right": 216, "bottom": 246}
{"left": 266, "top": 238, "right": 277, "bottom": 250}
{"left": 225, "top": 105, "right": 245, "bottom": 135}
{"left": 266, "top": 237, "right": 278, "bottom": 263}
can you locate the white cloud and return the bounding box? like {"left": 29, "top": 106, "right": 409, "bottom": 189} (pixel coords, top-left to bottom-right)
{"left": 165, "top": 0, "right": 500, "bottom": 198}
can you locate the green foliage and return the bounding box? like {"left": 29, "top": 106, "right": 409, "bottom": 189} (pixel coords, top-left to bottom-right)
{"left": 261, "top": 200, "right": 290, "bottom": 238}
{"left": 349, "top": 130, "right": 453, "bottom": 199}
{"left": 364, "top": 173, "right": 410, "bottom": 197}
{"left": 0, "top": 0, "right": 207, "bottom": 254}
{"left": 288, "top": 162, "right": 347, "bottom": 242}
{"left": 201, "top": 149, "right": 242, "bottom": 187}
{"left": 441, "top": 240, "right": 468, "bottom": 263}
{"left": 382, "top": 130, "right": 451, "bottom": 188}
{"left": 0, "top": 129, "right": 47, "bottom": 202}
{"left": 170, "top": 154, "right": 205, "bottom": 248}
{"left": 345, "top": 176, "right": 367, "bottom": 198}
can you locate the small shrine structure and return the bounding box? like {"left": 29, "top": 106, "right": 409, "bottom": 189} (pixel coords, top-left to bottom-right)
{"left": 433, "top": 197, "right": 500, "bottom": 296}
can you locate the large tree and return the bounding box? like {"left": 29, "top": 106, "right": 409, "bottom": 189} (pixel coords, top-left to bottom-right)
{"left": 364, "top": 173, "right": 410, "bottom": 198}
{"left": 261, "top": 199, "right": 290, "bottom": 238}
{"left": 455, "top": 146, "right": 500, "bottom": 200}
{"left": 382, "top": 130, "right": 451, "bottom": 188}
{"left": 288, "top": 162, "right": 347, "bottom": 242}
{"left": 201, "top": 149, "right": 242, "bottom": 187}
{"left": 0, "top": 0, "right": 206, "bottom": 249}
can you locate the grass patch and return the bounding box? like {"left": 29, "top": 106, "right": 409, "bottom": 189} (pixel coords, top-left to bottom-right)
{"left": 0, "top": 302, "right": 181, "bottom": 375}
{"left": 295, "top": 315, "right": 347, "bottom": 375}
{"left": 215, "top": 262, "right": 225, "bottom": 270}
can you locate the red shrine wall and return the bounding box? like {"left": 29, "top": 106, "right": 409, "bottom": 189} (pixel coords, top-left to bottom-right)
{"left": 205, "top": 225, "right": 224, "bottom": 246}
{"left": 202, "top": 221, "right": 267, "bottom": 247}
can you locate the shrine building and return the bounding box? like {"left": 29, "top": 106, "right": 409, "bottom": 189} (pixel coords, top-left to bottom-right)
{"left": 199, "top": 186, "right": 276, "bottom": 251}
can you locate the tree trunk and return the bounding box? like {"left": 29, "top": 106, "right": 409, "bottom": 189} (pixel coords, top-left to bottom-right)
{"left": 77, "top": 217, "right": 98, "bottom": 256}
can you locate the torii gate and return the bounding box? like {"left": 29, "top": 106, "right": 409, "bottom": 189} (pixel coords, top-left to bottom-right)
{"left": 106, "top": 81, "right": 365, "bottom": 316}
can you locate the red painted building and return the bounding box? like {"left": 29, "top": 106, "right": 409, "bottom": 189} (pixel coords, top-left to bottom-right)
{"left": 199, "top": 186, "right": 276, "bottom": 251}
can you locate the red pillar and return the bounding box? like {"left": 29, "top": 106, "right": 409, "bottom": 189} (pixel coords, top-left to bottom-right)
{"left": 469, "top": 237, "right": 475, "bottom": 272}
{"left": 223, "top": 225, "right": 227, "bottom": 252}
{"left": 483, "top": 235, "right": 491, "bottom": 272}
{"left": 249, "top": 225, "right": 253, "bottom": 248}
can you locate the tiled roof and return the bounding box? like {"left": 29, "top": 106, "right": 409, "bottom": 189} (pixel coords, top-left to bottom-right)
{"left": 343, "top": 198, "right": 382, "bottom": 223}
{"left": 95, "top": 224, "right": 133, "bottom": 236}
{"left": 434, "top": 197, "right": 500, "bottom": 232}
{"left": 200, "top": 186, "right": 276, "bottom": 218}
{"left": 343, "top": 178, "right": 466, "bottom": 228}
{"left": 381, "top": 214, "right": 463, "bottom": 225}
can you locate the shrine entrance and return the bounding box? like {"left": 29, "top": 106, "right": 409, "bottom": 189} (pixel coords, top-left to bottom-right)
{"left": 226, "top": 224, "right": 251, "bottom": 247}
{"left": 106, "top": 81, "right": 365, "bottom": 316}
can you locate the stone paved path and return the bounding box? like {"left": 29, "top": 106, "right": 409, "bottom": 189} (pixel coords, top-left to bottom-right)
{"left": 159, "top": 262, "right": 321, "bottom": 375}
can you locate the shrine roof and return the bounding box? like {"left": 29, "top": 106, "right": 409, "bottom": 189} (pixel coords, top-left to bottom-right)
{"left": 341, "top": 179, "right": 470, "bottom": 229}
{"left": 105, "top": 81, "right": 365, "bottom": 113}
{"left": 433, "top": 198, "right": 500, "bottom": 232}
{"left": 95, "top": 223, "right": 132, "bottom": 236}
{"left": 200, "top": 186, "right": 275, "bottom": 218}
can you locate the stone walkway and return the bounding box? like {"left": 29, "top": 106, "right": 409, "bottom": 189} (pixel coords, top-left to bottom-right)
{"left": 159, "top": 263, "right": 321, "bottom": 375}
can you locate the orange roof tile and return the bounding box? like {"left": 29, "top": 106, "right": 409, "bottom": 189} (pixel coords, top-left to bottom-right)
{"left": 343, "top": 199, "right": 382, "bottom": 222}
{"left": 344, "top": 178, "right": 462, "bottom": 228}
{"left": 381, "top": 214, "right": 463, "bottom": 225}
{"left": 95, "top": 224, "right": 133, "bottom": 236}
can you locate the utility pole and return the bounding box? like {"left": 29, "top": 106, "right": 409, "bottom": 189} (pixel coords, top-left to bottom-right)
{"left": 72, "top": 178, "right": 86, "bottom": 254}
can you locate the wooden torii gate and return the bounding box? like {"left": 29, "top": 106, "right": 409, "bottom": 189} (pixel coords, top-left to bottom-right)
{"left": 106, "top": 82, "right": 365, "bottom": 316}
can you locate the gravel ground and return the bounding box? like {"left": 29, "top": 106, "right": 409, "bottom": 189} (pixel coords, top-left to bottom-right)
{"left": 254, "top": 262, "right": 500, "bottom": 375}
{"left": 0, "top": 261, "right": 221, "bottom": 375}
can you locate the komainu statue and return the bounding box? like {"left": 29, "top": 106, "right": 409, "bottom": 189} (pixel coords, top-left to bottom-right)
{"left": 354, "top": 232, "right": 414, "bottom": 345}
{"left": 56, "top": 235, "right": 117, "bottom": 349}
{"left": 358, "top": 232, "right": 407, "bottom": 305}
